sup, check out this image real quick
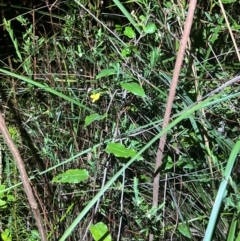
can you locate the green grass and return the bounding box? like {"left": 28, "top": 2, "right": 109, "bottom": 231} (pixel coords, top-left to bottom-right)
{"left": 0, "top": 0, "right": 240, "bottom": 240}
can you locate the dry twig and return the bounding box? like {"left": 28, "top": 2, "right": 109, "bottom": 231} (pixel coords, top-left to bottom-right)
{"left": 149, "top": 1, "right": 197, "bottom": 240}
{"left": 0, "top": 113, "right": 46, "bottom": 241}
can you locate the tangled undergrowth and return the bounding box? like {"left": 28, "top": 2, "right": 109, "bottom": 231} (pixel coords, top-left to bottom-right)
{"left": 0, "top": 0, "right": 240, "bottom": 240}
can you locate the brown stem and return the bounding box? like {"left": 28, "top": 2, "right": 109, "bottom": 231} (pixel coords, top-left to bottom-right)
{"left": 0, "top": 113, "right": 47, "bottom": 241}
{"left": 149, "top": 1, "right": 197, "bottom": 240}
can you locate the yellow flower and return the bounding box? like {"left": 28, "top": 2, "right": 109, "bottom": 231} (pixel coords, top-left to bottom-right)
{"left": 90, "top": 93, "right": 101, "bottom": 103}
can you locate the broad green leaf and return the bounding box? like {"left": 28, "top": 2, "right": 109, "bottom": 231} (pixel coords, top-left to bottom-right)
{"left": 121, "top": 47, "right": 131, "bottom": 57}
{"left": 121, "top": 82, "right": 146, "bottom": 97}
{"left": 0, "top": 199, "right": 6, "bottom": 208}
{"left": 1, "top": 229, "right": 12, "bottom": 241}
{"left": 139, "top": 15, "right": 146, "bottom": 21}
{"left": 124, "top": 26, "right": 135, "bottom": 38}
{"left": 143, "top": 23, "right": 157, "bottom": 34}
{"left": 29, "top": 230, "right": 40, "bottom": 240}
{"left": 90, "top": 222, "right": 112, "bottom": 241}
{"left": 52, "top": 169, "right": 89, "bottom": 184}
{"left": 165, "top": 156, "right": 173, "bottom": 170}
{"left": 84, "top": 113, "right": 107, "bottom": 128}
{"left": 178, "top": 224, "right": 191, "bottom": 239}
{"left": 96, "top": 69, "right": 116, "bottom": 79}
{"left": 7, "top": 194, "right": 15, "bottom": 202}
{"left": 106, "top": 143, "right": 136, "bottom": 158}
{"left": 183, "top": 163, "right": 194, "bottom": 169}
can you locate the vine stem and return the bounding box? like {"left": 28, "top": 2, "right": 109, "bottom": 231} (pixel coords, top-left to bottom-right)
{"left": 0, "top": 113, "right": 46, "bottom": 241}
{"left": 149, "top": 1, "right": 197, "bottom": 240}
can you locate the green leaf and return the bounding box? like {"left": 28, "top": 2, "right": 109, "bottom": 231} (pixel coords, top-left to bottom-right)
{"left": 165, "top": 156, "right": 173, "bottom": 170}
{"left": 115, "top": 24, "right": 122, "bottom": 32}
{"left": 139, "top": 15, "right": 146, "bottom": 21}
{"left": 84, "top": 113, "right": 107, "bottom": 128}
{"left": 28, "top": 230, "right": 40, "bottom": 241}
{"left": 178, "top": 224, "right": 191, "bottom": 239}
{"left": 7, "top": 194, "right": 15, "bottom": 202}
{"left": 1, "top": 229, "right": 12, "bottom": 241}
{"left": 124, "top": 26, "right": 136, "bottom": 38}
{"left": 90, "top": 222, "right": 112, "bottom": 241}
{"left": 0, "top": 199, "right": 7, "bottom": 208}
{"left": 106, "top": 143, "right": 136, "bottom": 158}
{"left": 121, "top": 47, "right": 131, "bottom": 57}
{"left": 143, "top": 23, "right": 157, "bottom": 34}
{"left": 121, "top": 82, "right": 146, "bottom": 97}
{"left": 0, "top": 185, "right": 6, "bottom": 198}
{"left": 96, "top": 69, "right": 116, "bottom": 79}
{"left": 183, "top": 163, "right": 194, "bottom": 169}
{"left": 52, "top": 169, "right": 89, "bottom": 184}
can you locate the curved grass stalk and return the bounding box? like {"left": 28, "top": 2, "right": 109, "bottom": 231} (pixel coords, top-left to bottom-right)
{"left": 0, "top": 68, "right": 94, "bottom": 113}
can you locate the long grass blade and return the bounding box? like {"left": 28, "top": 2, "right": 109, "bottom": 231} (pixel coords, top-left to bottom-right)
{"left": 203, "top": 139, "right": 240, "bottom": 241}
{"left": 113, "top": 0, "right": 142, "bottom": 34}
{"left": 0, "top": 68, "right": 94, "bottom": 113}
